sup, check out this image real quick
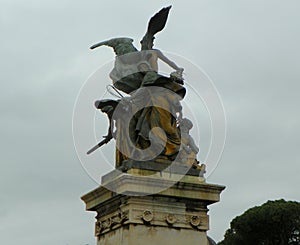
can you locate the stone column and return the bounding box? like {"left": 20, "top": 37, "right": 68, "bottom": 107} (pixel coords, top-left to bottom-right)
{"left": 81, "top": 167, "right": 225, "bottom": 245}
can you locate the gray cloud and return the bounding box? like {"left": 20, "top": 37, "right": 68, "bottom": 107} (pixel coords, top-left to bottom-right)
{"left": 1, "top": 0, "right": 300, "bottom": 244}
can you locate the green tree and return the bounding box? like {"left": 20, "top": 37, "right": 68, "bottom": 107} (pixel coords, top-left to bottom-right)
{"left": 218, "top": 199, "right": 300, "bottom": 245}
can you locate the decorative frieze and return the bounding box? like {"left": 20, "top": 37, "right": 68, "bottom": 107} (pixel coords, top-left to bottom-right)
{"left": 95, "top": 210, "right": 129, "bottom": 236}
{"left": 94, "top": 199, "right": 209, "bottom": 236}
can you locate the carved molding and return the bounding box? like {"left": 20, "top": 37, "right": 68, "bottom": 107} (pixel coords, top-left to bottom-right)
{"left": 94, "top": 197, "right": 210, "bottom": 236}
{"left": 95, "top": 210, "right": 129, "bottom": 236}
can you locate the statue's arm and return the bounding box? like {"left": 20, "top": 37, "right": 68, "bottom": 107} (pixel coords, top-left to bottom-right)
{"left": 156, "top": 49, "right": 183, "bottom": 72}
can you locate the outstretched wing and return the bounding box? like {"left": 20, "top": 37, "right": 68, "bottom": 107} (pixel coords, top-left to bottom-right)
{"left": 147, "top": 6, "right": 172, "bottom": 36}
{"left": 141, "top": 6, "right": 172, "bottom": 50}
{"left": 90, "top": 37, "right": 137, "bottom": 56}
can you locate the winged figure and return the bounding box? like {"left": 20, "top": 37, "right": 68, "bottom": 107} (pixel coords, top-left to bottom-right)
{"left": 90, "top": 6, "right": 184, "bottom": 94}
{"left": 87, "top": 6, "right": 199, "bottom": 170}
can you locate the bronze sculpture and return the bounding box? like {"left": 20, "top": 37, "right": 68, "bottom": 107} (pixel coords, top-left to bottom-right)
{"left": 87, "top": 6, "right": 203, "bottom": 173}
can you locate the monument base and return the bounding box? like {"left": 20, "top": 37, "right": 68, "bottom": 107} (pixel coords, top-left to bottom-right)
{"left": 81, "top": 168, "right": 225, "bottom": 245}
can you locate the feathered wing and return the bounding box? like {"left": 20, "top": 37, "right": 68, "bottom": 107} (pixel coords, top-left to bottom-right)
{"left": 90, "top": 37, "right": 137, "bottom": 56}
{"left": 147, "top": 5, "right": 172, "bottom": 36}
{"left": 141, "top": 6, "right": 172, "bottom": 50}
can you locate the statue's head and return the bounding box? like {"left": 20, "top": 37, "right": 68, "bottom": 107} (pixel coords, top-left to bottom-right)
{"left": 181, "top": 118, "right": 193, "bottom": 131}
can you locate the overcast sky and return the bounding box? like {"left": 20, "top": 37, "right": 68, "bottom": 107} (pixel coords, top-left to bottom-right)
{"left": 1, "top": 0, "right": 300, "bottom": 244}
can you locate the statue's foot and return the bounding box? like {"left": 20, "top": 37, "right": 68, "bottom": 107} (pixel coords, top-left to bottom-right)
{"left": 192, "top": 162, "right": 206, "bottom": 174}
{"left": 192, "top": 160, "right": 200, "bottom": 169}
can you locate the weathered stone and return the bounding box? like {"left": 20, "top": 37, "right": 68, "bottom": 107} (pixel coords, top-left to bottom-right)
{"left": 81, "top": 170, "right": 224, "bottom": 244}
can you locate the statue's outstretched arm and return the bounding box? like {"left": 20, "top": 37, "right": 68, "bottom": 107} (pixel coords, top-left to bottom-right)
{"left": 156, "top": 49, "right": 183, "bottom": 72}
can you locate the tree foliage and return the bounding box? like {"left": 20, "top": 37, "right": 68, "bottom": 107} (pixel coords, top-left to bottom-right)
{"left": 218, "top": 199, "right": 300, "bottom": 245}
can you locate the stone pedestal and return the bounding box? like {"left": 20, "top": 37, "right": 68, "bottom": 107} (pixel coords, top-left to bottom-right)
{"left": 81, "top": 167, "right": 225, "bottom": 245}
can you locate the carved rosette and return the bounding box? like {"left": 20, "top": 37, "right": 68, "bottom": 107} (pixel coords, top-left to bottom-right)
{"left": 166, "top": 214, "right": 177, "bottom": 225}
{"left": 187, "top": 215, "right": 209, "bottom": 230}
{"left": 190, "top": 215, "right": 201, "bottom": 226}
{"left": 142, "top": 210, "right": 154, "bottom": 222}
